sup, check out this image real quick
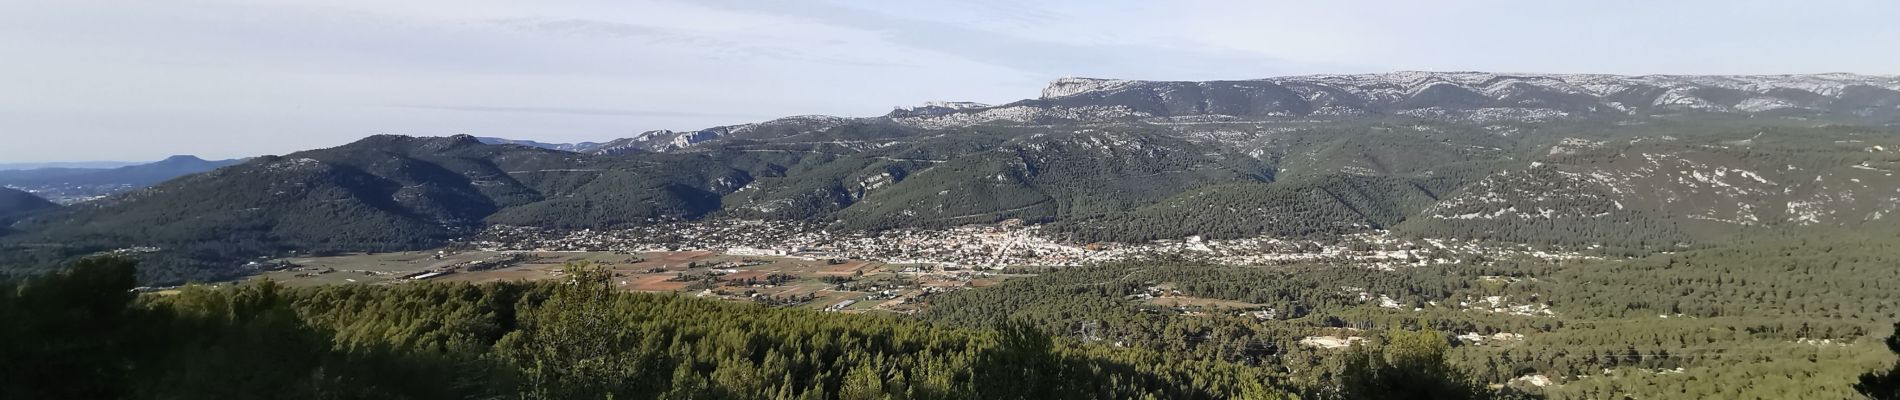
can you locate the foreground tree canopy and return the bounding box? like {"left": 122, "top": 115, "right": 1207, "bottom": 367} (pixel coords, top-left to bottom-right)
{"left": 8, "top": 240, "right": 1895, "bottom": 399}
{"left": 0, "top": 257, "right": 1500, "bottom": 400}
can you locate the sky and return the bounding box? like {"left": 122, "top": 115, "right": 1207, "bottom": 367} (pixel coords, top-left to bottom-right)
{"left": 2, "top": 0, "right": 1897, "bottom": 162}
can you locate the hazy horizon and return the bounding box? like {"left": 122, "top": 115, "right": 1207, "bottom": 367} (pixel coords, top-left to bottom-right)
{"left": 5, "top": 0, "right": 1899, "bottom": 163}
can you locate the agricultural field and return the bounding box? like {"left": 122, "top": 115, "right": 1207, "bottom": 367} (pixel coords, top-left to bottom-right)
{"left": 253, "top": 249, "right": 1018, "bottom": 313}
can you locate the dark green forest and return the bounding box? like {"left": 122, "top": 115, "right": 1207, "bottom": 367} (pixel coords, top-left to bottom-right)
{"left": 919, "top": 231, "right": 1900, "bottom": 399}
{"left": 8, "top": 227, "right": 1900, "bottom": 399}
{"left": 3, "top": 257, "right": 1497, "bottom": 400}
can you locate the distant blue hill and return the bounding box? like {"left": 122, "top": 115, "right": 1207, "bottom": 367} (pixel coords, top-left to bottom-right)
{"left": 0, "top": 155, "right": 245, "bottom": 203}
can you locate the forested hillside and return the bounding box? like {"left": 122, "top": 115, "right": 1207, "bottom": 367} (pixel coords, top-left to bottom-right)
{"left": 6, "top": 74, "right": 1900, "bottom": 284}
{"left": 0, "top": 188, "right": 57, "bottom": 232}
{"left": 0, "top": 135, "right": 756, "bottom": 282}
{"left": 0, "top": 258, "right": 1312, "bottom": 399}
{"left": 920, "top": 231, "right": 1900, "bottom": 398}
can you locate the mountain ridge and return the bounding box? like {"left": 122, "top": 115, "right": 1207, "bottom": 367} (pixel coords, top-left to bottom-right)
{"left": 7, "top": 72, "right": 1900, "bottom": 283}
{"left": 554, "top": 72, "right": 1900, "bottom": 154}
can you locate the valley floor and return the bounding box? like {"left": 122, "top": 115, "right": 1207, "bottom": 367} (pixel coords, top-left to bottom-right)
{"left": 467, "top": 219, "right": 1596, "bottom": 270}
{"left": 231, "top": 221, "right": 1898, "bottom": 399}
{"left": 252, "top": 249, "right": 1020, "bottom": 314}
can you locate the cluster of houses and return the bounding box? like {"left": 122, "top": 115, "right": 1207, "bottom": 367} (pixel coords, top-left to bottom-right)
{"left": 465, "top": 220, "right": 1125, "bottom": 269}
{"left": 462, "top": 219, "right": 1588, "bottom": 272}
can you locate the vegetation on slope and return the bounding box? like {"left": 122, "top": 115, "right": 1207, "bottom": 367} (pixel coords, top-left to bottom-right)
{"left": 6, "top": 117, "right": 1900, "bottom": 284}
{"left": 920, "top": 231, "right": 1900, "bottom": 399}
{"left": 0, "top": 258, "right": 1307, "bottom": 399}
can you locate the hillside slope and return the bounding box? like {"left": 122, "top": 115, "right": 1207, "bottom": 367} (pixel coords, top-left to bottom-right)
{"left": 0, "top": 187, "right": 57, "bottom": 230}
{"left": 6, "top": 73, "right": 1900, "bottom": 283}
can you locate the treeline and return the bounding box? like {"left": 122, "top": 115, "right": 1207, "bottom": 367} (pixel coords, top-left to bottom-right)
{"left": 923, "top": 231, "right": 1900, "bottom": 398}
{"left": 2, "top": 258, "right": 1320, "bottom": 399}
{"left": 1396, "top": 212, "right": 1691, "bottom": 257}
{"left": 1547, "top": 232, "right": 1900, "bottom": 320}
{"left": 11, "top": 232, "right": 1896, "bottom": 398}
{"left": 920, "top": 262, "right": 1557, "bottom": 395}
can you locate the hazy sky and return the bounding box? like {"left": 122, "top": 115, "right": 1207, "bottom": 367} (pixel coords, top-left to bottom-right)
{"left": 3, "top": 0, "right": 1897, "bottom": 162}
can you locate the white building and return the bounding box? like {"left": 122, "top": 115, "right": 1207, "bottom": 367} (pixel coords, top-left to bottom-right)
{"left": 726, "top": 246, "right": 786, "bottom": 257}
